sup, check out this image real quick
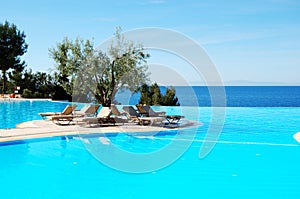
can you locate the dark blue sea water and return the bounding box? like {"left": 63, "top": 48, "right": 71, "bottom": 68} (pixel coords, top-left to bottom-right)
{"left": 116, "top": 86, "right": 300, "bottom": 107}
{"left": 182, "top": 86, "right": 300, "bottom": 107}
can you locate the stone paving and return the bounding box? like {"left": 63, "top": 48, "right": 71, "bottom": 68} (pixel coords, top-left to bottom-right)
{"left": 0, "top": 119, "right": 199, "bottom": 143}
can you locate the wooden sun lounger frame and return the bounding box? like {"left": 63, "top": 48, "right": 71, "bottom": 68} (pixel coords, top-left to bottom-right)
{"left": 50, "top": 115, "right": 79, "bottom": 125}
{"left": 164, "top": 115, "right": 185, "bottom": 126}
{"left": 39, "top": 105, "right": 77, "bottom": 120}
{"left": 137, "top": 116, "right": 165, "bottom": 125}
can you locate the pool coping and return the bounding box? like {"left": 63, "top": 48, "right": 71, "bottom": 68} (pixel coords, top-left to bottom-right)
{"left": 293, "top": 132, "right": 300, "bottom": 143}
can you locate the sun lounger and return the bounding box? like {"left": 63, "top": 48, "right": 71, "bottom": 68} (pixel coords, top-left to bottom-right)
{"left": 74, "top": 104, "right": 100, "bottom": 117}
{"left": 135, "top": 104, "right": 148, "bottom": 116}
{"left": 39, "top": 105, "right": 77, "bottom": 119}
{"left": 50, "top": 115, "right": 77, "bottom": 125}
{"left": 122, "top": 106, "right": 141, "bottom": 122}
{"left": 138, "top": 116, "right": 165, "bottom": 125}
{"left": 97, "top": 107, "right": 116, "bottom": 125}
{"left": 111, "top": 104, "right": 129, "bottom": 117}
{"left": 81, "top": 107, "right": 116, "bottom": 126}
{"left": 165, "top": 115, "right": 184, "bottom": 125}
{"left": 136, "top": 104, "right": 166, "bottom": 117}
{"left": 122, "top": 106, "right": 164, "bottom": 125}
{"left": 110, "top": 104, "right": 131, "bottom": 124}
{"left": 136, "top": 104, "right": 185, "bottom": 126}
{"left": 51, "top": 104, "right": 100, "bottom": 125}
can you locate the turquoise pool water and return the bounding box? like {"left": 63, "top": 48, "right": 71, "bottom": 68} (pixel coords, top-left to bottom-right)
{"left": 0, "top": 101, "right": 300, "bottom": 198}
{"left": 0, "top": 100, "right": 69, "bottom": 129}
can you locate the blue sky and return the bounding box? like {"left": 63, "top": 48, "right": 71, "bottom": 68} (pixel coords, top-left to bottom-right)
{"left": 1, "top": 0, "right": 300, "bottom": 85}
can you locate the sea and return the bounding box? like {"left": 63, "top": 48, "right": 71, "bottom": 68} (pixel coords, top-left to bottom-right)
{"left": 116, "top": 86, "right": 300, "bottom": 107}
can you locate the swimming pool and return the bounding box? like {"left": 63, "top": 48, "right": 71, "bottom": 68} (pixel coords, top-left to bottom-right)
{"left": 0, "top": 100, "right": 69, "bottom": 129}
{"left": 0, "top": 101, "right": 300, "bottom": 198}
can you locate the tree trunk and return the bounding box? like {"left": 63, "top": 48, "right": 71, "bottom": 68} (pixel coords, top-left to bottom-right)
{"left": 95, "top": 93, "right": 110, "bottom": 107}
{"left": 2, "top": 69, "right": 6, "bottom": 94}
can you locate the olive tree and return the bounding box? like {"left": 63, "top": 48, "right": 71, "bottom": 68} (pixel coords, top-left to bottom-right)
{"left": 74, "top": 28, "right": 150, "bottom": 106}
{"left": 49, "top": 37, "right": 94, "bottom": 96}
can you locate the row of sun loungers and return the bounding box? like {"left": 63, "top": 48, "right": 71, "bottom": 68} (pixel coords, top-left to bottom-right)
{"left": 38, "top": 104, "right": 184, "bottom": 127}
{"left": 38, "top": 104, "right": 100, "bottom": 125}
{"left": 124, "top": 105, "right": 184, "bottom": 125}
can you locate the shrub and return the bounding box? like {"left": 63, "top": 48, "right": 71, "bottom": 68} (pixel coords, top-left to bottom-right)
{"left": 33, "top": 91, "right": 43, "bottom": 98}
{"left": 138, "top": 83, "right": 180, "bottom": 106}
{"left": 22, "top": 89, "right": 32, "bottom": 98}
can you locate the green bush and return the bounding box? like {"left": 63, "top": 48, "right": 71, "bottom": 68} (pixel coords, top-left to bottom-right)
{"left": 33, "top": 91, "right": 43, "bottom": 98}
{"left": 138, "top": 83, "right": 180, "bottom": 106}
{"left": 22, "top": 89, "right": 32, "bottom": 98}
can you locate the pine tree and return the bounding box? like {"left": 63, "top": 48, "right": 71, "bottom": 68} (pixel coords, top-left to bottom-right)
{"left": 0, "top": 21, "right": 28, "bottom": 94}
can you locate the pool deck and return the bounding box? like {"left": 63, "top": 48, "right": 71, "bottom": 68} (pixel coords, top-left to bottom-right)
{"left": 0, "top": 119, "right": 200, "bottom": 143}
{"left": 293, "top": 132, "right": 300, "bottom": 143}
{"left": 0, "top": 98, "right": 200, "bottom": 143}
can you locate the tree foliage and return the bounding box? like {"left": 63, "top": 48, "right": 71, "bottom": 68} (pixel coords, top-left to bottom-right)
{"left": 49, "top": 37, "right": 94, "bottom": 95}
{"left": 74, "top": 27, "right": 150, "bottom": 106}
{"left": 0, "top": 21, "right": 28, "bottom": 94}
{"left": 8, "top": 69, "right": 56, "bottom": 98}
{"left": 139, "top": 84, "right": 151, "bottom": 105}
{"left": 138, "top": 83, "right": 180, "bottom": 106}
{"left": 0, "top": 23, "right": 150, "bottom": 102}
